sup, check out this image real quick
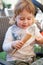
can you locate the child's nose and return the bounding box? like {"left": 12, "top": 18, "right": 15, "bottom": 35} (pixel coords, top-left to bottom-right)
{"left": 24, "top": 19, "right": 28, "bottom": 23}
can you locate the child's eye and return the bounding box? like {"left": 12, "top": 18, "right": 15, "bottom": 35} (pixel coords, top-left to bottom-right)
{"left": 20, "top": 17, "right": 25, "bottom": 20}
{"left": 27, "top": 18, "right": 31, "bottom": 20}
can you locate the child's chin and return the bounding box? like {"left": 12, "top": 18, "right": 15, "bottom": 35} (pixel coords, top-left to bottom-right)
{"left": 23, "top": 27, "right": 27, "bottom": 29}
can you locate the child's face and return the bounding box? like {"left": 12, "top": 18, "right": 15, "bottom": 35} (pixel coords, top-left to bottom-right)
{"left": 15, "top": 9, "right": 34, "bottom": 29}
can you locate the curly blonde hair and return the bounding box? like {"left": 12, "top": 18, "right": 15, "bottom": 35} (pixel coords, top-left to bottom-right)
{"left": 9, "top": 0, "right": 36, "bottom": 24}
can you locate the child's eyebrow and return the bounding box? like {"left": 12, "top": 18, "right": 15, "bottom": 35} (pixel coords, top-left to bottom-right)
{"left": 19, "top": 16, "right": 32, "bottom": 18}
{"left": 19, "top": 16, "right": 25, "bottom": 18}
{"left": 18, "top": 16, "right": 25, "bottom": 18}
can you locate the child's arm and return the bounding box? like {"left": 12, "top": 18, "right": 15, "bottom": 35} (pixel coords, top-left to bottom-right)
{"left": 36, "top": 36, "right": 43, "bottom": 45}
{"left": 3, "top": 26, "right": 28, "bottom": 52}
{"left": 34, "top": 23, "right": 43, "bottom": 45}
{"left": 2, "top": 27, "right": 15, "bottom": 52}
{"left": 26, "top": 23, "right": 43, "bottom": 45}
{"left": 33, "top": 24, "right": 43, "bottom": 45}
{"left": 35, "top": 29, "right": 43, "bottom": 46}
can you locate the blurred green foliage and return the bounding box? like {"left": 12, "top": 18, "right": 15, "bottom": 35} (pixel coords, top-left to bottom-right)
{"left": 2, "top": 0, "right": 11, "bottom": 9}
{"left": 34, "top": 44, "right": 43, "bottom": 53}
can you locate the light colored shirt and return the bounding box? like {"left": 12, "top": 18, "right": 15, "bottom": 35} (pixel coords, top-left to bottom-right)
{"left": 2, "top": 23, "right": 42, "bottom": 61}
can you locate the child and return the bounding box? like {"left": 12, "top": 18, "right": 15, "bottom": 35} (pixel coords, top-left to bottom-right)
{"left": 2, "top": 0, "right": 43, "bottom": 64}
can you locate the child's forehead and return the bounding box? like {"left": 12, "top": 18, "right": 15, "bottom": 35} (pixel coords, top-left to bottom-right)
{"left": 18, "top": 15, "right": 32, "bottom": 18}
{"left": 18, "top": 13, "right": 33, "bottom": 18}
{"left": 18, "top": 9, "right": 33, "bottom": 17}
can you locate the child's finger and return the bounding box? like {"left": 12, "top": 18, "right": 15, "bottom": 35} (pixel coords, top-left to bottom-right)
{"left": 36, "top": 37, "right": 42, "bottom": 40}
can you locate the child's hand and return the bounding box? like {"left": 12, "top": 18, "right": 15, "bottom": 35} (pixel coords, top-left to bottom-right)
{"left": 36, "top": 36, "right": 43, "bottom": 45}
{"left": 12, "top": 40, "right": 24, "bottom": 50}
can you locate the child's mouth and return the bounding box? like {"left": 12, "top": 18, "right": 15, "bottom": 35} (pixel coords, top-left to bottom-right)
{"left": 22, "top": 25, "right": 27, "bottom": 28}
{"left": 22, "top": 24, "right": 26, "bottom": 27}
